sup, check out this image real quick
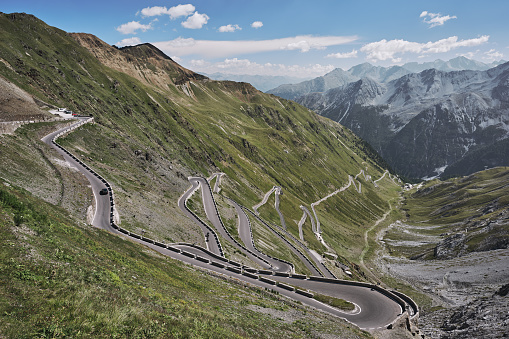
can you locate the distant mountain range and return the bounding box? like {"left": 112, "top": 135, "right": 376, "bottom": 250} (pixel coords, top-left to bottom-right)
{"left": 295, "top": 63, "right": 509, "bottom": 179}
{"left": 267, "top": 57, "right": 505, "bottom": 100}
{"left": 204, "top": 73, "right": 311, "bottom": 92}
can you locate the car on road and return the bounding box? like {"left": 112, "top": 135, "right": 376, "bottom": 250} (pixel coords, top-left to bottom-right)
{"left": 99, "top": 188, "right": 108, "bottom": 195}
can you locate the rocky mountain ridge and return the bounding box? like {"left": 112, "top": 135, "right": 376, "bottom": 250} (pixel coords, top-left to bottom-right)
{"left": 267, "top": 56, "right": 504, "bottom": 100}
{"left": 296, "top": 64, "right": 509, "bottom": 179}
{"left": 204, "top": 73, "right": 311, "bottom": 92}
{"left": 69, "top": 33, "right": 207, "bottom": 90}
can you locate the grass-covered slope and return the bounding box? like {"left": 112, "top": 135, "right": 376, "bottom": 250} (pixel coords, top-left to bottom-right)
{"left": 0, "top": 178, "right": 371, "bottom": 338}
{"left": 389, "top": 167, "right": 509, "bottom": 259}
{"left": 0, "top": 12, "right": 399, "bottom": 270}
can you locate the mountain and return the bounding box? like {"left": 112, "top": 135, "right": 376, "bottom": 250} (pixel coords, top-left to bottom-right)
{"left": 267, "top": 57, "right": 505, "bottom": 101}
{"left": 266, "top": 68, "right": 358, "bottom": 100}
{"left": 401, "top": 56, "right": 505, "bottom": 73}
{"left": 441, "top": 137, "right": 509, "bottom": 178}
{"left": 297, "top": 65, "right": 509, "bottom": 179}
{"left": 347, "top": 63, "right": 410, "bottom": 83}
{"left": 204, "top": 72, "right": 311, "bottom": 92}
{"left": 0, "top": 12, "right": 402, "bottom": 336}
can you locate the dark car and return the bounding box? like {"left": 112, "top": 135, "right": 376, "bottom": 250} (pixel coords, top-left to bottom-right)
{"left": 99, "top": 188, "right": 108, "bottom": 195}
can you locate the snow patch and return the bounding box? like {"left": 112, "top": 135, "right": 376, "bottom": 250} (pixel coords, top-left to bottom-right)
{"left": 421, "top": 165, "right": 448, "bottom": 180}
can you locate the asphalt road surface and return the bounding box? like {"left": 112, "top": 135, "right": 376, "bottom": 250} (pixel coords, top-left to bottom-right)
{"left": 41, "top": 119, "right": 412, "bottom": 330}
{"left": 41, "top": 118, "right": 110, "bottom": 228}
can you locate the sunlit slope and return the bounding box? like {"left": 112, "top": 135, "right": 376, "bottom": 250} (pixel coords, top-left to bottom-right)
{"left": 0, "top": 178, "right": 369, "bottom": 338}
{"left": 0, "top": 12, "right": 399, "bottom": 264}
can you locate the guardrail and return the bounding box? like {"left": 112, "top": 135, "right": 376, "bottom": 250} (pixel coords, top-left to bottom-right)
{"left": 202, "top": 181, "right": 273, "bottom": 268}
{"left": 307, "top": 275, "right": 408, "bottom": 314}
{"left": 174, "top": 243, "right": 229, "bottom": 263}
{"left": 225, "top": 198, "right": 295, "bottom": 273}
{"left": 276, "top": 281, "right": 295, "bottom": 292}
{"left": 295, "top": 289, "right": 314, "bottom": 298}
{"left": 259, "top": 276, "right": 276, "bottom": 285}
{"left": 181, "top": 182, "right": 224, "bottom": 257}
{"left": 243, "top": 206, "right": 324, "bottom": 277}
{"left": 49, "top": 118, "right": 416, "bottom": 326}
{"left": 390, "top": 289, "right": 419, "bottom": 318}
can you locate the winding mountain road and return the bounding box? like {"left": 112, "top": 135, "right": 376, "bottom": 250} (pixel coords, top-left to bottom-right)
{"left": 40, "top": 119, "right": 416, "bottom": 331}
{"left": 41, "top": 117, "right": 111, "bottom": 229}
{"left": 228, "top": 198, "right": 293, "bottom": 273}
{"left": 177, "top": 177, "right": 223, "bottom": 255}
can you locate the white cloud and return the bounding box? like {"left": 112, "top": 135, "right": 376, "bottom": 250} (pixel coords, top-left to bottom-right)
{"left": 166, "top": 37, "right": 197, "bottom": 48}
{"left": 181, "top": 11, "right": 209, "bottom": 29}
{"left": 283, "top": 40, "right": 312, "bottom": 52}
{"left": 168, "top": 4, "right": 196, "bottom": 19}
{"left": 484, "top": 49, "right": 504, "bottom": 61}
{"left": 218, "top": 24, "right": 241, "bottom": 33}
{"left": 457, "top": 50, "right": 479, "bottom": 59}
{"left": 251, "top": 21, "right": 263, "bottom": 29}
{"left": 116, "top": 21, "right": 152, "bottom": 34}
{"left": 361, "top": 36, "right": 490, "bottom": 62}
{"left": 187, "top": 57, "right": 335, "bottom": 77}
{"left": 426, "top": 36, "right": 490, "bottom": 53}
{"left": 420, "top": 11, "right": 457, "bottom": 28}
{"left": 190, "top": 59, "right": 208, "bottom": 67}
{"left": 140, "top": 4, "right": 196, "bottom": 19}
{"left": 141, "top": 6, "right": 169, "bottom": 17}
{"left": 153, "top": 35, "right": 357, "bottom": 58}
{"left": 326, "top": 50, "right": 358, "bottom": 59}
{"left": 115, "top": 37, "right": 142, "bottom": 47}
{"left": 171, "top": 55, "right": 183, "bottom": 63}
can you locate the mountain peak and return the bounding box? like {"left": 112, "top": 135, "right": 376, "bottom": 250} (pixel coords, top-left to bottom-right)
{"left": 70, "top": 33, "right": 114, "bottom": 52}
{"left": 119, "top": 43, "right": 174, "bottom": 62}
{"left": 69, "top": 32, "right": 207, "bottom": 88}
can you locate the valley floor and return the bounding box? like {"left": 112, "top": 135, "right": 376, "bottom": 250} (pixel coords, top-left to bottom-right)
{"left": 375, "top": 221, "right": 509, "bottom": 338}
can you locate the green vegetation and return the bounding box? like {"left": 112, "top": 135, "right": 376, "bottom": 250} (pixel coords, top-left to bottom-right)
{"left": 0, "top": 12, "right": 408, "bottom": 336}
{"left": 403, "top": 167, "right": 509, "bottom": 225}
{"left": 0, "top": 179, "right": 370, "bottom": 338}
{"left": 313, "top": 293, "right": 355, "bottom": 311}
{"left": 0, "top": 12, "right": 399, "bottom": 264}
{"left": 389, "top": 167, "right": 509, "bottom": 259}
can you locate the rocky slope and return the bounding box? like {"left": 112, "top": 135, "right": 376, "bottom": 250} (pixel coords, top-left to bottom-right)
{"left": 297, "top": 65, "right": 509, "bottom": 179}
{"left": 0, "top": 75, "right": 49, "bottom": 121}
{"left": 420, "top": 285, "right": 509, "bottom": 339}
{"left": 378, "top": 167, "right": 509, "bottom": 338}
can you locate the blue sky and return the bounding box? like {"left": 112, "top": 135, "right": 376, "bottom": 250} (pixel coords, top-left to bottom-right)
{"left": 2, "top": 0, "right": 507, "bottom": 78}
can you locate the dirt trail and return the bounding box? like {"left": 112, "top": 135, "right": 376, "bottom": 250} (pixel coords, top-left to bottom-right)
{"left": 359, "top": 200, "right": 395, "bottom": 284}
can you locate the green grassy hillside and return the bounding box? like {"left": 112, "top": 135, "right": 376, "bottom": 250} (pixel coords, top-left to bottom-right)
{"left": 0, "top": 12, "right": 400, "bottom": 270}
{"left": 0, "top": 177, "right": 371, "bottom": 338}
{"left": 387, "top": 167, "right": 509, "bottom": 259}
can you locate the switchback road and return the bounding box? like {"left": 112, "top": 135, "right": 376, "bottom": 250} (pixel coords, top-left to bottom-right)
{"left": 41, "top": 119, "right": 416, "bottom": 331}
